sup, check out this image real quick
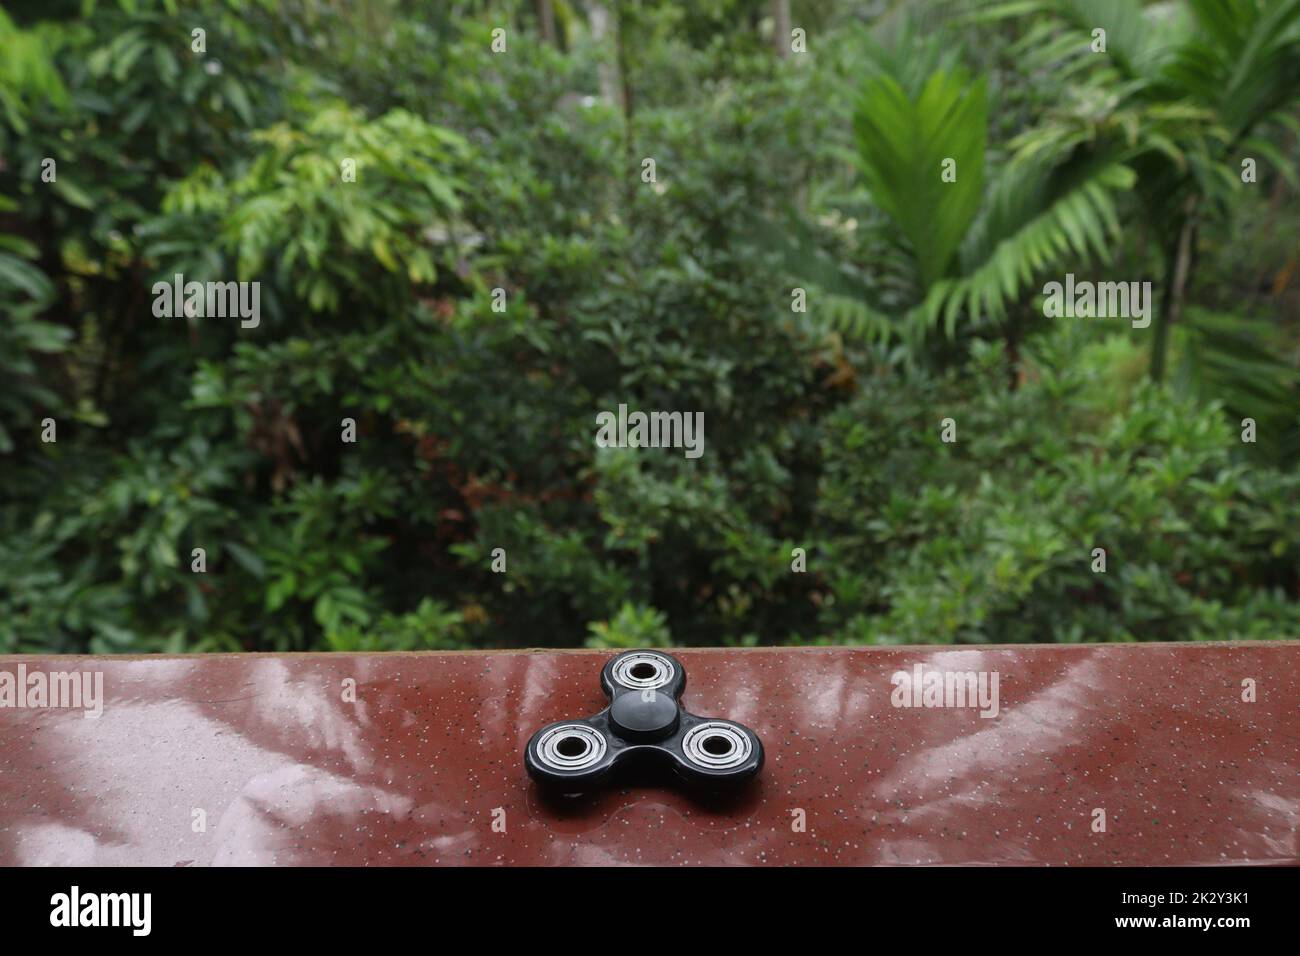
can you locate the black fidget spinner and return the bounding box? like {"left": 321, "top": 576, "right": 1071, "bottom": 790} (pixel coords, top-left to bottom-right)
{"left": 524, "top": 650, "right": 764, "bottom": 792}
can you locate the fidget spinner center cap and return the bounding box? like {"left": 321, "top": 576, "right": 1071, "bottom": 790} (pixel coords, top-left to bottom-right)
{"left": 609, "top": 689, "right": 679, "bottom": 741}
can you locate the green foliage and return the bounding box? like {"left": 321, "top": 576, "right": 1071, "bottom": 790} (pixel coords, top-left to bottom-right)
{"left": 326, "top": 599, "right": 467, "bottom": 652}
{"left": 0, "top": 12, "right": 70, "bottom": 453}
{"left": 971, "top": 0, "right": 1300, "bottom": 380}
{"left": 0, "top": 9, "right": 67, "bottom": 131}
{"left": 0, "top": 0, "right": 1296, "bottom": 654}
{"left": 586, "top": 603, "right": 672, "bottom": 649}
{"left": 927, "top": 159, "right": 1134, "bottom": 336}
{"left": 0, "top": 234, "right": 68, "bottom": 453}
{"left": 1164, "top": 0, "right": 1300, "bottom": 140}
{"left": 156, "top": 106, "right": 469, "bottom": 313}
{"left": 846, "top": 29, "right": 1140, "bottom": 345}
{"left": 1170, "top": 308, "right": 1300, "bottom": 462}
{"left": 814, "top": 331, "right": 1300, "bottom": 643}
{"left": 853, "top": 67, "right": 988, "bottom": 289}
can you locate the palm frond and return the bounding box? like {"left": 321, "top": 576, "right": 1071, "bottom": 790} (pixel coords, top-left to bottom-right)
{"left": 966, "top": 0, "right": 1182, "bottom": 81}
{"left": 852, "top": 67, "right": 988, "bottom": 289}
{"left": 1169, "top": 0, "right": 1300, "bottom": 140}
{"left": 915, "top": 161, "right": 1135, "bottom": 337}
{"left": 817, "top": 291, "right": 899, "bottom": 346}
{"left": 1172, "top": 307, "right": 1300, "bottom": 461}
{"left": 1174, "top": 308, "right": 1299, "bottom": 400}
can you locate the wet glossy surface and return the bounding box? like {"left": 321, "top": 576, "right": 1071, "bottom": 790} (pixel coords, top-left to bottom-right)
{"left": 1, "top": 644, "right": 1296, "bottom": 865}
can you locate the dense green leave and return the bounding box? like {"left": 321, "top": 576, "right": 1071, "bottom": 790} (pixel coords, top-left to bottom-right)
{"left": 854, "top": 68, "right": 988, "bottom": 289}
{"left": 0, "top": 1, "right": 1296, "bottom": 652}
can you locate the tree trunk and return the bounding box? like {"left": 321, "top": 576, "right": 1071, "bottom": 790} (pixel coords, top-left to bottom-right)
{"left": 1151, "top": 198, "right": 1198, "bottom": 382}
{"left": 772, "top": 0, "right": 792, "bottom": 59}
{"left": 588, "top": 3, "right": 621, "bottom": 109}
{"left": 536, "top": 0, "right": 557, "bottom": 46}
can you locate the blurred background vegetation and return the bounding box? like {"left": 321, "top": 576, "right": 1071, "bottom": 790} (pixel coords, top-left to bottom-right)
{"left": 1, "top": 0, "right": 1298, "bottom": 652}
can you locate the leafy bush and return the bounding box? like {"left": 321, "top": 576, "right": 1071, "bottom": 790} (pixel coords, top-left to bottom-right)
{"left": 1, "top": 1, "right": 1297, "bottom": 653}
{"left": 813, "top": 331, "right": 1300, "bottom": 644}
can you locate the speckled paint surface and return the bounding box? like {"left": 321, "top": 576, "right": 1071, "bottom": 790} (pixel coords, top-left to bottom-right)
{"left": 1, "top": 644, "right": 1296, "bottom": 865}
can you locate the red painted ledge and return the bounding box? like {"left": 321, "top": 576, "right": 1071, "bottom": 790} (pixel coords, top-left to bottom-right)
{"left": 1, "top": 643, "right": 1296, "bottom": 866}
